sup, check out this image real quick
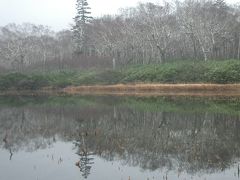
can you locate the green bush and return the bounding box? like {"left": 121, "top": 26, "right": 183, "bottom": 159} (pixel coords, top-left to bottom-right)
{"left": 206, "top": 61, "right": 240, "bottom": 83}
{"left": 0, "top": 73, "right": 28, "bottom": 90}
{"left": 0, "top": 60, "right": 240, "bottom": 91}
{"left": 0, "top": 73, "right": 50, "bottom": 90}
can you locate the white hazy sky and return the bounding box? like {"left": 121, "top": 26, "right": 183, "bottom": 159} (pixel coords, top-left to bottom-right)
{"left": 0, "top": 0, "right": 238, "bottom": 31}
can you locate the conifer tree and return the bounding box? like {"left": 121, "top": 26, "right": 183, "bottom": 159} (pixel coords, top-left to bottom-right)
{"left": 72, "top": 0, "right": 93, "bottom": 55}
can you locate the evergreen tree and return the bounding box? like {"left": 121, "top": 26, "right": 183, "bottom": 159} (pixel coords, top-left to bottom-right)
{"left": 72, "top": 0, "right": 93, "bottom": 55}
{"left": 78, "top": 152, "right": 94, "bottom": 179}
{"left": 74, "top": 136, "right": 94, "bottom": 179}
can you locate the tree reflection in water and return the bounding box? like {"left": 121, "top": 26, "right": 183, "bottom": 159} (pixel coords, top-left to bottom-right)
{"left": 0, "top": 96, "right": 240, "bottom": 178}
{"left": 74, "top": 135, "right": 95, "bottom": 179}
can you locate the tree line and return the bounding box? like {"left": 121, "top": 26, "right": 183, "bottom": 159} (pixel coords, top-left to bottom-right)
{"left": 88, "top": 0, "right": 240, "bottom": 64}
{"left": 0, "top": 0, "right": 240, "bottom": 71}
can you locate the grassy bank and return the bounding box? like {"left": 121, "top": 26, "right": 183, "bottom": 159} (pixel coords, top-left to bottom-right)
{"left": 1, "top": 60, "right": 240, "bottom": 91}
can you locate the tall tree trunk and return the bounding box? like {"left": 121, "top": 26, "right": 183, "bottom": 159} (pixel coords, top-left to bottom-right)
{"left": 191, "top": 34, "right": 198, "bottom": 60}
{"left": 43, "top": 51, "right": 46, "bottom": 72}
{"left": 201, "top": 46, "right": 208, "bottom": 61}
{"left": 156, "top": 45, "right": 165, "bottom": 63}
{"left": 238, "top": 34, "right": 240, "bottom": 60}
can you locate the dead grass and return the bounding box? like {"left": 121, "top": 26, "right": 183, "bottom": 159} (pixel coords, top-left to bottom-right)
{"left": 64, "top": 83, "right": 240, "bottom": 92}
{"left": 1, "top": 83, "right": 240, "bottom": 97}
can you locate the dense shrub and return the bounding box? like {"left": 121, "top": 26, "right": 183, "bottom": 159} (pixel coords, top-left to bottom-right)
{"left": 205, "top": 61, "right": 240, "bottom": 83}
{"left": 0, "top": 73, "right": 49, "bottom": 90}
{"left": 0, "top": 60, "right": 240, "bottom": 91}
{"left": 122, "top": 60, "right": 240, "bottom": 84}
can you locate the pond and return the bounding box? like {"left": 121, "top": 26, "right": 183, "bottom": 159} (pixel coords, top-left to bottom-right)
{"left": 0, "top": 95, "right": 240, "bottom": 180}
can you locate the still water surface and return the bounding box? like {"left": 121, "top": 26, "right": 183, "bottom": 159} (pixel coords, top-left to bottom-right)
{"left": 0, "top": 96, "right": 240, "bottom": 180}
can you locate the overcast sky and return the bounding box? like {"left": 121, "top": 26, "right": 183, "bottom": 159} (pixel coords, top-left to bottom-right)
{"left": 0, "top": 0, "right": 238, "bottom": 31}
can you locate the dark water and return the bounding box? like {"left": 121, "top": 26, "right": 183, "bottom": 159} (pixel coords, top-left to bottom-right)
{"left": 0, "top": 96, "right": 240, "bottom": 180}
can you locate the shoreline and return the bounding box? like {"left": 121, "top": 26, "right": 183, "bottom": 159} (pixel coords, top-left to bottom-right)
{"left": 1, "top": 83, "right": 240, "bottom": 97}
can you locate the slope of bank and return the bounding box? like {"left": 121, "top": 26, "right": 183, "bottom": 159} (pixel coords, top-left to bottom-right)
{"left": 0, "top": 60, "right": 240, "bottom": 92}
{"left": 62, "top": 84, "right": 240, "bottom": 97}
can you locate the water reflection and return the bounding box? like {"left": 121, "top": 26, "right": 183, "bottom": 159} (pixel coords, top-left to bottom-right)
{"left": 0, "top": 96, "right": 240, "bottom": 179}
